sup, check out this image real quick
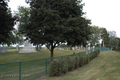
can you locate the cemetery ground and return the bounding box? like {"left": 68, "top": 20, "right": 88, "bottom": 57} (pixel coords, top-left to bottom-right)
{"left": 0, "top": 48, "right": 85, "bottom": 80}
{"left": 1, "top": 48, "right": 120, "bottom": 80}
{"left": 0, "top": 47, "right": 85, "bottom": 64}
{"left": 35, "top": 51, "right": 120, "bottom": 80}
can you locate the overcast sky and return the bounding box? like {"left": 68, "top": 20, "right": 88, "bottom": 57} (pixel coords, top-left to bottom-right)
{"left": 8, "top": 0, "right": 120, "bottom": 37}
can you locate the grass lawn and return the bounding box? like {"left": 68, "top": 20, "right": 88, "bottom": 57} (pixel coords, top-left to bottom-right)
{"left": 35, "top": 51, "right": 120, "bottom": 80}
{"left": 0, "top": 48, "right": 85, "bottom": 80}
{"left": 0, "top": 49, "right": 85, "bottom": 64}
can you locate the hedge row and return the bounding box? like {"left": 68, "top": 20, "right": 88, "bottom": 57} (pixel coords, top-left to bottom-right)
{"left": 49, "top": 49, "right": 100, "bottom": 76}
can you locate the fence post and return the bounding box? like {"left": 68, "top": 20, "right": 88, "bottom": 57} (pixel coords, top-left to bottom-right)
{"left": 19, "top": 62, "right": 21, "bottom": 80}
{"left": 45, "top": 59, "right": 47, "bottom": 75}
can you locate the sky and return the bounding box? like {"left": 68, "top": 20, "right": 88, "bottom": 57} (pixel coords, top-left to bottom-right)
{"left": 8, "top": 0, "right": 120, "bottom": 37}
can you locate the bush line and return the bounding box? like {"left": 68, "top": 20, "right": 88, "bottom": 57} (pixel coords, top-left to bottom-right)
{"left": 49, "top": 49, "right": 100, "bottom": 76}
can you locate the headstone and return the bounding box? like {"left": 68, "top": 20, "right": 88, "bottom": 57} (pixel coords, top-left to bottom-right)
{"left": 57, "top": 46, "right": 60, "bottom": 50}
{"left": 62, "top": 48, "right": 64, "bottom": 50}
{"left": 86, "top": 45, "right": 88, "bottom": 54}
{"left": 60, "top": 48, "right": 62, "bottom": 50}
{"left": 88, "top": 46, "right": 90, "bottom": 54}
{"left": 19, "top": 40, "right": 37, "bottom": 53}
{"left": 16, "top": 45, "right": 20, "bottom": 52}
{"left": 81, "top": 45, "right": 83, "bottom": 50}
{"left": 0, "top": 46, "right": 7, "bottom": 53}
{"left": 72, "top": 47, "right": 75, "bottom": 50}
{"left": 38, "top": 44, "right": 42, "bottom": 51}
{"left": 75, "top": 46, "right": 78, "bottom": 50}
{"left": 44, "top": 46, "right": 46, "bottom": 50}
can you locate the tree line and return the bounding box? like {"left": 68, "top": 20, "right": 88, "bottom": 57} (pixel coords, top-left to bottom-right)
{"left": 90, "top": 25, "right": 119, "bottom": 50}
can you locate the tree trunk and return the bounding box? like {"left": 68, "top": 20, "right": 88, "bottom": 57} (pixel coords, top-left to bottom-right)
{"left": 36, "top": 44, "right": 39, "bottom": 51}
{"left": 50, "top": 46, "right": 54, "bottom": 58}
{"left": 70, "top": 46, "right": 72, "bottom": 50}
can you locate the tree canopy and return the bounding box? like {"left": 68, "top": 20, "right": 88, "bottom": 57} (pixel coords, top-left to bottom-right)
{"left": 0, "top": 0, "right": 16, "bottom": 45}
{"left": 100, "top": 28, "right": 109, "bottom": 47}
{"left": 18, "top": 0, "right": 91, "bottom": 57}
{"left": 89, "top": 26, "right": 101, "bottom": 47}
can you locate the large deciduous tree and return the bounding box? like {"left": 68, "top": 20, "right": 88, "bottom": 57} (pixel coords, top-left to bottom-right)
{"left": 0, "top": 0, "right": 16, "bottom": 45}
{"left": 89, "top": 26, "right": 101, "bottom": 47}
{"left": 109, "top": 36, "right": 118, "bottom": 50}
{"left": 19, "top": 0, "right": 91, "bottom": 57}
{"left": 100, "top": 28, "right": 109, "bottom": 47}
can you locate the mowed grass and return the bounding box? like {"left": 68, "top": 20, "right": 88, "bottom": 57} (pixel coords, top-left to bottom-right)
{"left": 0, "top": 49, "right": 85, "bottom": 64}
{"left": 0, "top": 49, "right": 85, "bottom": 80}
{"left": 35, "top": 51, "right": 120, "bottom": 80}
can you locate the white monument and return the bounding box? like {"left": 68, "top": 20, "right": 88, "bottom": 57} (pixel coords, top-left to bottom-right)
{"left": 19, "top": 40, "right": 37, "bottom": 53}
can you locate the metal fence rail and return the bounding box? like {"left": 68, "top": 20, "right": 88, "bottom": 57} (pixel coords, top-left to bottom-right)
{"left": 0, "top": 47, "right": 110, "bottom": 80}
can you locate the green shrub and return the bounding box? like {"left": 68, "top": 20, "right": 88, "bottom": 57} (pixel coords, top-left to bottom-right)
{"left": 49, "top": 59, "right": 68, "bottom": 76}
{"left": 74, "top": 56, "right": 79, "bottom": 69}
{"left": 86, "top": 55, "right": 90, "bottom": 63}
{"left": 61, "top": 59, "right": 68, "bottom": 74}
{"left": 79, "top": 56, "right": 84, "bottom": 67}
{"left": 67, "top": 56, "right": 75, "bottom": 71}
{"left": 93, "top": 49, "right": 100, "bottom": 58}
{"left": 97, "top": 49, "right": 100, "bottom": 55}
{"left": 83, "top": 56, "right": 87, "bottom": 64}
{"left": 89, "top": 53, "right": 94, "bottom": 60}
{"left": 94, "top": 50, "right": 97, "bottom": 57}
{"left": 49, "top": 49, "right": 100, "bottom": 77}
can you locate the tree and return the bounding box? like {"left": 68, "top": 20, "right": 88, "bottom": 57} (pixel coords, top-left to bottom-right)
{"left": 0, "top": 0, "right": 16, "bottom": 45}
{"left": 108, "top": 31, "right": 118, "bottom": 50}
{"left": 89, "top": 26, "right": 101, "bottom": 47}
{"left": 2, "top": 30, "right": 24, "bottom": 46}
{"left": 19, "top": 0, "right": 91, "bottom": 57}
{"left": 100, "top": 28, "right": 109, "bottom": 47}
{"left": 15, "top": 6, "right": 30, "bottom": 35}
{"left": 109, "top": 36, "right": 118, "bottom": 50}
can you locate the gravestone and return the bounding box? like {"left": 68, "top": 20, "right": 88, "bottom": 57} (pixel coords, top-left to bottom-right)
{"left": 16, "top": 45, "right": 20, "bottom": 52}
{"left": 38, "top": 44, "right": 42, "bottom": 51}
{"left": 44, "top": 46, "right": 46, "bottom": 50}
{"left": 81, "top": 45, "right": 83, "bottom": 50}
{"left": 93, "top": 46, "right": 95, "bottom": 52}
{"left": 19, "top": 40, "right": 37, "bottom": 53}
{"left": 0, "top": 46, "right": 7, "bottom": 53}
{"left": 75, "top": 46, "right": 78, "bottom": 50}
{"left": 88, "top": 46, "right": 91, "bottom": 54}
{"left": 57, "top": 46, "right": 60, "bottom": 50}
{"left": 86, "top": 45, "right": 88, "bottom": 54}
{"left": 72, "top": 47, "right": 75, "bottom": 50}
{"left": 67, "top": 48, "right": 68, "bottom": 50}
